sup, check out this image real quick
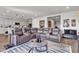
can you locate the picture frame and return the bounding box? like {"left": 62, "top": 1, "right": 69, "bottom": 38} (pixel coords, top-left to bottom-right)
{"left": 71, "top": 19, "right": 76, "bottom": 27}
{"left": 63, "top": 19, "right": 70, "bottom": 27}
{"left": 39, "top": 20, "right": 45, "bottom": 28}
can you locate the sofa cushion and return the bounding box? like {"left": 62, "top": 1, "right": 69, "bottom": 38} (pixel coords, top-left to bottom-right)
{"left": 15, "top": 28, "right": 23, "bottom": 36}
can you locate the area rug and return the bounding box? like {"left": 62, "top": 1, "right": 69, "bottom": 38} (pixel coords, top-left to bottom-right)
{"left": 2, "top": 40, "right": 71, "bottom": 53}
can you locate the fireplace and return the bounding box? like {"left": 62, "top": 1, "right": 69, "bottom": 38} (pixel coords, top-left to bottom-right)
{"left": 64, "top": 29, "right": 77, "bottom": 35}
{"left": 63, "top": 29, "right": 78, "bottom": 39}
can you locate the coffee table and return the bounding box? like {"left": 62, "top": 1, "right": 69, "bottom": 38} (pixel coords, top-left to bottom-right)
{"left": 28, "top": 39, "right": 48, "bottom": 53}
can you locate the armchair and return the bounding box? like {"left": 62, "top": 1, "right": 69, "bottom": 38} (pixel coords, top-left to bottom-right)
{"left": 49, "top": 28, "right": 61, "bottom": 42}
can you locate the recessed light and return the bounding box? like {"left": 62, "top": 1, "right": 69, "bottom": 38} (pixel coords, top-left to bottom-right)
{"left": 34, "top": 14, "right": 38, "bottom": 16}
{"left": 66, "top": 6, "right": 70, "bottom": 9}
{"left": 22, "top": 14, "right": 24, "bottom": 16}
{"left": 6, "top": 10, "right": 10, "bottom": 13}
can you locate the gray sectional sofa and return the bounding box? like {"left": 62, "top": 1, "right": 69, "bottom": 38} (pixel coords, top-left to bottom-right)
{"left": 11, "top": 27, "right": 61, "bottom": 46}
{"left": 11, "top": 27, "right": 31, "bottom": 45}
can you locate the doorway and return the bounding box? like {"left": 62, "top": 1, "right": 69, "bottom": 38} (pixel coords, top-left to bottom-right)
{"left": 48, "top": 20, "right": 52, "bottom": 28}
{"left": 47, "top": 17, "right": 55, "bottom": 28}
{"left": 47, "top": 15, "right": 61, "bottom": 28}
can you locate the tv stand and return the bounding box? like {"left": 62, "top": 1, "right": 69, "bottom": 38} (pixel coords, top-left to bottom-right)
{"left": 63, "top": 34, "right": 78, "bottom": 39}
{"left": 63, "top": 29, "right": 77, "bottom": 39}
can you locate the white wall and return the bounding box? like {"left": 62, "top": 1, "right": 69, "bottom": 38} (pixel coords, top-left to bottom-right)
{"left": 32, "top": 17, "right": 40, "bottom": 28}
{"left": 0, "top": 17, "right": 27, "bottom": 34}
{"left": 32, "top": 11, "right": 79, "bottom": 35}
{"left": 32, "top": 17, "right": 47, "bottom": 28}
{"left": 60, "top": 11, "right": 79, "bottom": 34}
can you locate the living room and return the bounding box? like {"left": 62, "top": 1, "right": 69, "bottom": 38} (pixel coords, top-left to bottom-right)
{"left": 0, "top": 6, "right": 79, "bottom": 53}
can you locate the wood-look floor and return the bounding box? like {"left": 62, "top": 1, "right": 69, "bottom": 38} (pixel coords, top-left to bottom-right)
{"left": 0, "top": 35, "right": 10, "bottom": 52}
{"left": 0, "top": 35, "right": 72, "bottom": 52}
{"left": 0, "top": 34, "right": 78, "bottom": 53}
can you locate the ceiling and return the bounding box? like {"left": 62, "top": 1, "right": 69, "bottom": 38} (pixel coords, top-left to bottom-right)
{"left": 0, "top": 6, "right": 79, "bottom": 20}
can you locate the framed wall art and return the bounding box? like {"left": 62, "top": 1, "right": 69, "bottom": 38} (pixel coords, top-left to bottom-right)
{"left": 39, "top": 20, "right": 45, "bottom": 28}
{"left": 71, "top": 19, "right": 76, "bottom": 27}
{"left": 63, "top": 19, "right": 70, "bottom": 27}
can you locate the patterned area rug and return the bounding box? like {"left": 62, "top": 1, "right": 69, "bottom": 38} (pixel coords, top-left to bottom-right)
{"left": 2, "top": 40, "right": 71, "bottom": 53}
